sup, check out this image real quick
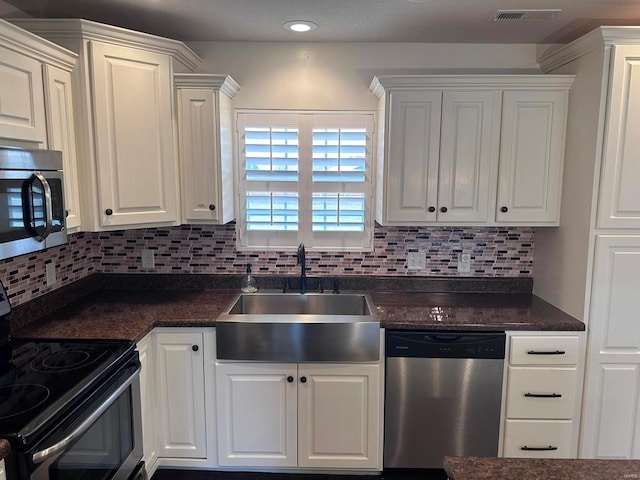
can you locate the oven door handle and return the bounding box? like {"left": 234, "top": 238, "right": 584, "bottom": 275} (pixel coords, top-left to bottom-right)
{"left": 32, "top": 368, "right": 140, "bottom": 465}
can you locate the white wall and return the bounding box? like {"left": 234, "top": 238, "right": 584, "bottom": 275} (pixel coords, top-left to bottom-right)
{"left": 533, "top": 46, "right": 607, "bottom": 321}
{"left": 188, "top": 41, "right": 541, "bottom": 110}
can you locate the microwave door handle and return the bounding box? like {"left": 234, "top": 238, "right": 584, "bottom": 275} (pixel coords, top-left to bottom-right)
{"left": 32, "top": 172, "right": 53, "bottom": 241}
{"left": 31, "top": 368, "right": 140, "bottom": 465}
{"left": 21, "top": 172, "right": 53, "bottom": 242}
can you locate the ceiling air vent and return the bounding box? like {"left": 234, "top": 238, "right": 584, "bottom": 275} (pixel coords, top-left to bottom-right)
{"left": 491, "top": 9, "right": 562, "bottom": 22}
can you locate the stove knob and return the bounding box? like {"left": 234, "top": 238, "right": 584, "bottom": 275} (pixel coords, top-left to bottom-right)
{"left": 192, "top": 345, "right": 199, "bottom": 352}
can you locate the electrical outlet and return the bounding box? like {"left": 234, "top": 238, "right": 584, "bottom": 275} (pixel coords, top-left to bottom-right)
{"left": 141, "top": 249, "right": 155, "bottom": 269}
{"left": 45, "top": 263, "right": 57, "bottom": 286}
{"left": 458, "top": 253, "right": 471, "bottom": 273}
{"left": 407, "top": 252, "right": 426, "bottom": 270}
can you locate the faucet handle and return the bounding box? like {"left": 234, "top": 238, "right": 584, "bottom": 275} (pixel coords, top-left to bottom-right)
{"left": 332, "top": 278, "right": 340, "bottom": 294}
{"left": 282, "top": 278, "right": 291, "bottom": 293}
{"left": 316, "top": 279, "right": 324, "bottom": 293}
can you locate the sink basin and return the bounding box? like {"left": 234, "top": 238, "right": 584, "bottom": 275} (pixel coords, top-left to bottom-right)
{"left": 216, "top": 292, "right": 380, "bottom": 362}
{"left": 227, "top": 292, "right": 372, "bottom": 316}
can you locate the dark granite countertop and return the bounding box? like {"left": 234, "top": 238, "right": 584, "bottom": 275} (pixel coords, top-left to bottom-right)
{"left": 0, "top": 439, "right": 9, "bottom": 461}
{"left": 444, "top": 456, "right": 640, "bottom": 480}
{"left": 376, "top": 292, "right": 584, "bottom": 331}
{"left": 12, "top": 287, "right": 583, "bottom": 342}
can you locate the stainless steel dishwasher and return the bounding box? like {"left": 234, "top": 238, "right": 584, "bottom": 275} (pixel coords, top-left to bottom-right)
{"left": 384, "top": 330, "right": 506, "bottom": 469}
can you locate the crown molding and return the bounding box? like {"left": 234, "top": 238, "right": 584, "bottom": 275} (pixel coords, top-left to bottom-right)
{"left": 370, "top": 74, "right": 575, "bottom": 94}
{"left": 539, "top": 26, "right": 640, "bottom": 72}
{"left": 11, "top": 18, "right": 202, "bottom": 72}
{"left": 1, "top": 18, "right": 77, "bottom": 71}
{"left": 174, "top": 73, "right": 240, "bottom": 97}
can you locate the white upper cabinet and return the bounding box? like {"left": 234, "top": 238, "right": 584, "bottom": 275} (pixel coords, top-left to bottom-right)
{"left": 91, "top": 41, "right": 178, "bottom": 228}
{"left": 597, "top": 46, "right": 640, "bottom": 229}
{"left": 438, "top": 90, "right": 501, "bottom": 223}
{"left": 371, "top": 75, "right": 574, "bottom": 226}
{"left": 13, "top": 19, "right": 202, "bottom": 231}
{"left": 0, "top": 45, "right": 46, "bottom": 146}
{"left": 497, "top": 90, "right": 569, "bottom": 224}
{"left": 175, "top": 74, "right": 239, "bottom": 224}
{"left": 383, "top": 90, "right": 442, "bottom": 223}
{"left": 43, "top": 65, "right": 82, "bottom": 232}
{"left": 0, "top": 20, "right": 78, "bottom": 149}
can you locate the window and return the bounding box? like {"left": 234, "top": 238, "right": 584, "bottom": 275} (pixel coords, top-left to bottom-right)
{"left": 237, "top": 112, "right": 374, "bottom": 250}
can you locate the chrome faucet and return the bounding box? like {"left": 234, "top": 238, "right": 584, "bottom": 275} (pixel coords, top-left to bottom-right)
{"left": 297, "top": 242, "right": 307, "bottom": 293}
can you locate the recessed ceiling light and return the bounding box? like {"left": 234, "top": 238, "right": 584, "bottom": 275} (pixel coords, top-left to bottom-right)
{"left": 283, "top": 21, "right": 318, "bottom": 33}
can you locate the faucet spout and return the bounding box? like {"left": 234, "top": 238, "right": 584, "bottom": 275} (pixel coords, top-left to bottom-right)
{"left": 297, "top": 242, "right": 307, "bottom": 293}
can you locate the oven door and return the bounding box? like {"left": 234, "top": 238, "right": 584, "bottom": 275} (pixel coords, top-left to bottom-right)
{"left": 26, "top": 363, "right": 143, "bottom": 480}
{"left": 0, "top": 169, "right": 66, "bottom": 260}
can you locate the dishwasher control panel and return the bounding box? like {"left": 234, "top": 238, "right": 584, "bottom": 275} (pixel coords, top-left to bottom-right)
{"left": 386, "top": 330, "right": 506, "bottom": 359}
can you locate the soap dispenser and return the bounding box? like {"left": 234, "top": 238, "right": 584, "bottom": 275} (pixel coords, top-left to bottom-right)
{"left": 241, "top": 263, "right": 258, "bottom": 293}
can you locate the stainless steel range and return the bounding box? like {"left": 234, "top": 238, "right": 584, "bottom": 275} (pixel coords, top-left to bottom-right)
{"left": 0, "top": 280, "right": 146, "bottom": 480}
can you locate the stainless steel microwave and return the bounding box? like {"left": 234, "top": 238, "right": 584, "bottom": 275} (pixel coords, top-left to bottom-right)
{"left": 0, "top": 147, "right": 67, "bottom": 261}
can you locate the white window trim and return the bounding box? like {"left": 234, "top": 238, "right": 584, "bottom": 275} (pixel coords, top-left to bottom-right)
{"left": 235, "top": 110, "right": 376, "bottom": 252}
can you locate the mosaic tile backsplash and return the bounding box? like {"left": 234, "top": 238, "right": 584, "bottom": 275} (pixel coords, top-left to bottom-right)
{"left": 0, "top": 224, "right": 534, "bottom": 307}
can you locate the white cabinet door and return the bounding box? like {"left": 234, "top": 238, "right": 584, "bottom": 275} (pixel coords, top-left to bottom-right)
{"left": 175, "top": 76, "right": 236, "bottom": 224}
{"left": 136, "top": 334, "right": 158, "bottom": 474}
{"left": 438, "top": 90, "right": 501, "bottom": 223}
{"left": 90, "top": 41, "right": 178, "bottom": 228}
{"left": 581, "top": 235, "right": 640, "bottom": 458}
{"left": 216, "top": 362, "right": 298, "bottom": 467}
{"left": 0, "top": 459, "right": 5, "bottom": 480}
{"left": 155, "top": 332, "right": 206, "bottom": 459}
{"left": 598, "top": 46, "right": 640, "bottom": 229}
{"left": 383, "top": 90, "right": 442, "bottom": 223}
{"left": 43, "top": 64, "right": 82, "bottom": 232}
{"left": 0, "top": 45, "right": 46, "bottom": 145}
{"left": 497, "top": 90, "right": 568, "bottom": 225}
{"left": 297, "top": 364, "right": 381, "bottom": 469}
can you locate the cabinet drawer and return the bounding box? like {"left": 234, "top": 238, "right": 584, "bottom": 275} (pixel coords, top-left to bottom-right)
{"left": 509, "top": 336, "right": 579, "bottom": 365}
{"left": 506, "top": 367, "right": 577, "bottom": 419}
{"left": 503, "top": 419, "right": 573, "bottom": 458}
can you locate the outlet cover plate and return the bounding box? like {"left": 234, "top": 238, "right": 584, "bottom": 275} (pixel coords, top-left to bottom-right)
{"left": 458, "top": 253, "right": 471, "bottom": 273}
{"left": 407, "top": 252, "right": 426, "bottom": 270}
{"left": 45, "top": 263, "right": 57, "bottom": 286}
{"left": 141, "top": 249, "right": 155, "bottom": 269}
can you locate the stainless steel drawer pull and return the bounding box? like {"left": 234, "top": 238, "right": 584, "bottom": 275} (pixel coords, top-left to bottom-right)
{"left": 521, "top": 445, "right": 558, "bottom": 451}
{"left": 527, "top": 350, "right": 566, "bottom": 355}
{"left": 524, "top": 392, "right": 562, "bottom": 398}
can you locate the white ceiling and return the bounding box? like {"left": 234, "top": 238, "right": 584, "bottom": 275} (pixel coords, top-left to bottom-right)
{"left": 2, "top": 0, "right": 640, "bottom": 44}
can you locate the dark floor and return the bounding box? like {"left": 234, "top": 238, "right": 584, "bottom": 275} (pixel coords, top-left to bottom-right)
{"left": 151, "top": 468, "right": 447, "bottom": 480}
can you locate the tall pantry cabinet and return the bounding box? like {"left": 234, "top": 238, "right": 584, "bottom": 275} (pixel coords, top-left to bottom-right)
{"left": 535, "top": 28, "right": 640, "bottom": 458}
{"left": 12, "top": 19, "right": 202, "bottom": 231}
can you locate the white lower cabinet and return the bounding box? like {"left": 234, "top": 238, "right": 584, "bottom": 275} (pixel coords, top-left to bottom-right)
{"left": 155, "top": 330, "right": 207, "bottom": 459}
{"left": 136, "top": 333, "right": 159, "bottom": 476}
{"left": 500, "top": 332, "right": 584, "bottom": 458}
{"left": 216, "top": 362, "right": 383, "bottom": 470}
{"left": 503, "top": 420, "right": 573, "bottom": 458}
{"left": 145, "top": 327, "right": 217, "bottom": 470}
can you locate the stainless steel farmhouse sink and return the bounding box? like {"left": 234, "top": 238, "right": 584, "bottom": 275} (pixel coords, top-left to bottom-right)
{"left": 216, "top": 292, "right": 380, "bottom": 362}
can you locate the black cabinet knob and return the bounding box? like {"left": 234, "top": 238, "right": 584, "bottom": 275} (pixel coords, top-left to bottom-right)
{"left": 440, "top": 206, "right": 448, "bottom": 213}
{"left": 300, "top": 376, "right": 307, "bottom": 383}
{"left": 65, "top": 209, "right": 69, "bottom": 218}
{"left": 209, "top": 204, "right": 216, "bottom": 211}
{"left": 192, "top": 345, "right": 199, "bottom": 352}
{"left": 428, "top": 206, "right": 436, "bottom": 213}
{"left": 500, "top": 206, "right": 509, "bottom": 213}
{"left": 287, "top": 376, "right": 294, "bottom": 383}
{"left": 105, "top": 208, "right": 113, "bottom": 216}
